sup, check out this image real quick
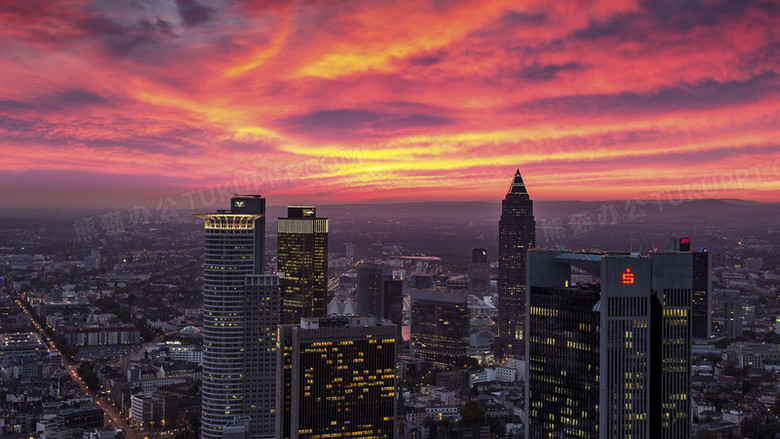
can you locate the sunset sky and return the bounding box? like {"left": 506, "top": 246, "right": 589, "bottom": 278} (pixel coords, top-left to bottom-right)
{"left": 1, "top": 0, "right": 779, "bottom": 208}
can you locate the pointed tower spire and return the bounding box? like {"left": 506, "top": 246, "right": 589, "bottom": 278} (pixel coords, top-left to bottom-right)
{"left": 508, "top": 169, "right": 528, "bottom": 195}
{"left": 497, "top": 167, "right": 535, "bottom": 359}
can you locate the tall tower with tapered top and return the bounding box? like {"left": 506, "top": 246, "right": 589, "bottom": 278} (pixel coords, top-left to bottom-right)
{"left": 496, "top": 169, "right": 535, "bottom": 358}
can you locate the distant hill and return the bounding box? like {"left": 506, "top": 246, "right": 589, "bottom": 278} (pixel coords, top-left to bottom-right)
{"left": 0, "top": 199, "right": 778, "bottom": 229}
{"left": 305, "top": 199, "right": 780, "bottom": 224}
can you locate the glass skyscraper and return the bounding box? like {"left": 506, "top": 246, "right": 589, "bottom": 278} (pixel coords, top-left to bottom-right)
{"left": 691, "top": 250, "right": 712, "bottom": 339}
{"left": 277, "top": 206, "right": 329, "bottom": 324}
{"left": 669, "top": 237, "right": 712, "bottom": 339}
{"left": 408, "top": 289, "right": 470, "bottom": 368}
{"left": 276, "top": 316, "right": 397, "bottom": 439}
{"left": 356, "top": 264, "right": 403, "bottom": 325}
{"left": 468, "top": 248, "right": 490, "bottom": 294}
{"left": 525, "top": 249, "right": 692, "bottom": 438}
{"left": 497, "top": 169, "right": 535, "bottom": 358}
{"left": 195, "top": 195, "right": 280, "bottom": 439}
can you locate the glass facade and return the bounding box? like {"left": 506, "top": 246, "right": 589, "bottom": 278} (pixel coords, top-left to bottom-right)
{"left": 527, "top": 284, "right": 600, "bottom": 438}
{"left": 497, "top": 169, "right": 535, "bottom": 358}
{"left": 691, "top": 251, "right": 711, "bottom": 339}
{"left": 196, "top": 196, "right": 279, "bottom": 439}
{"left": 356, "top": 264, "right": 403, "bottom": 325}
{"left": 654, "top": 289, "right": 691, "bottom": 437}
{"left": 277, "top": 316, "right": 397, "bottom": 439}
{"left": 525, "top": 250, "right": 692, "bottom": 438}
{"left": 278, "top": 206, "right": 329, "bottom": 324}
{"left": 409, "top": 290, "right": 470, "bottom": 368}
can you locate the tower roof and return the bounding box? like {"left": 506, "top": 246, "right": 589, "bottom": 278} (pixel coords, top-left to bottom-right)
{"left": 508, "top": 169, "right": 528, "bottom": 195}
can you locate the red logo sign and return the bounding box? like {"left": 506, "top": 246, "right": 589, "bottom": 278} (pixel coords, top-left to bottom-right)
{"left": 622, "top": 268, "right": 635, "bottom": 285}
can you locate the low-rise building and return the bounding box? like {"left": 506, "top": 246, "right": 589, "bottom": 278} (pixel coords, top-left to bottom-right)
{"left": 726, "top": 343, "right": 780, "bottom": 368}
{"left": 63, "top": 324, "right": 140, "bottom": 347}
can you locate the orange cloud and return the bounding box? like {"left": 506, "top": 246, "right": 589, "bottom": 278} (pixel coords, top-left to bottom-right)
{"left": 0, "top": 0, "right": 778, "bottom": 208}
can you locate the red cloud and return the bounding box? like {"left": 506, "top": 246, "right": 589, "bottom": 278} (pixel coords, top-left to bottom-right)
{"left": 0, "top": 0, "right": 778, "bottom": 207}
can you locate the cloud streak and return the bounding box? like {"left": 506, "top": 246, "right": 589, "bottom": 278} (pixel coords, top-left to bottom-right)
{"left": 0, "top": 0, "right": 778, "bottom": 207}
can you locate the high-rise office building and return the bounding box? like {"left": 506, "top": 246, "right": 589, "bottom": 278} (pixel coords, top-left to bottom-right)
{"left": 276, "top": 316, "right": 397, "bottom": 439}
{"left": 669, "top": 237, "right": 712, "bottom": 338}
{"left": 497, "top": 169, "right": 535, "bottom": 358}
{"left": 408, "top": 289, "right": 470, "bottom": 368}
{"left": 724, "top": 296, "right": 744, "bottom": 340}
{"left": 468, "top": 248, "right": 490, "bottom": 294}
{"left": 526, "top": 249, "right": 692, "bottom": 438}
{"left": 691, "top": 250, "right": 712, "bottom": 339}
{"left": 356, "top": 264, "right": 403, "bottom": 325}
{"left": 195, "top": 196, "right": 280, "bottom": 439}
{"left": 667, "top": 236, "right": 691, "bottom": 252}
{"left": 277, "top": 206, "right": 328, "bottom": 324}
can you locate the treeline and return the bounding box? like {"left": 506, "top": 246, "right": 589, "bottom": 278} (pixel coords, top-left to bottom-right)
{"left": 94, "top": 296, "right": 162, "bottom": 342}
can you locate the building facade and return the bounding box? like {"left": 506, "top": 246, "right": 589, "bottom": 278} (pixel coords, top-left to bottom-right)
{"left": 691, "top": 250, "right": 711, "bottom": 339}
{"left": 356, "top": 264, "right": 403, "bottom": 325}
{"left": 497, "top": 169, "right": 535, "bottom": 358}
{"left": 527, "top": 281, "right": 601, "bottom": 437}
{"left": 195, "top": 195, "right": 279, "bottom": 439}
{"left": 526, "top": 250, "right": 692, "bottom": 438}
{"left": 408, "top": 289, "right": 470, "bottom": 368}
{"left": 669, "top": 237, "right": 712, "bottom": 339}
{"left": 468, "top": 248, "right": 490, "bottom": 294}
{"left": 724, "top": 296, "right": 744, "bottom": 340}
{"left": 276, "top": 316, "right": 397, "bottom": 439}
{"left": 62, "top": 324, "right": 140, "bottom": 346}
{"left": 277, "top": 206, "right": 328, "bottom": 324}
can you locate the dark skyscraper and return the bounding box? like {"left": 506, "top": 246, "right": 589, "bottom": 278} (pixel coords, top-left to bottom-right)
{"left": 278, "top": 206, "right": 328, "bottom": 324}
{"left": 195, "top": 195, "right": 279, "bottom": 439}
{"left": 691, "top": 251, "right": 712, "bottom": 339}
{"left": 668, "top": 236, "right": 691, "bottom": 252}
{"left": 527, "top": 279, "right": 601, "bottom": 437}
{"left": 497, "top": 169, "right": 535, "bottom": 358}
{"left": 468, "top": 248, "right": 490, "bottom": 294}
{"left": 472, "top": 247, "right": 488, "bottom": 263}
{"left": 276, "top": 316, "right": 397, "bottom": 439}
{"left": 356, "top": 264, "right": 403, "bottom": 325}
{"left": 526, "top": 249, "right": 692, "bottom": 438}
{"left": 408, "top": 289, "right": 470, "bottom": 368}
{"left": 724, "top": 296, "right": 744, "bottom": 339}
{"left": 669, "top": 237, "right": 712, "bottom": 339}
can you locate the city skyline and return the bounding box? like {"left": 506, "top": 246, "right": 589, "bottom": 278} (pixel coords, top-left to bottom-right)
{"left": 1, "top": 166, "right": 777, "bottom": 438}
{"left": 1, "top": 2, "right": 779, "bottom": 436}
{"left": 2, "top": 1, "right": 779, "bottom": 208}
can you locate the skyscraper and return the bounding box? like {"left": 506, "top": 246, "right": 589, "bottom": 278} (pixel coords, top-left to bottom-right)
{"left": 525, "top": 249, "right": 692, "bottom": 438}
{"left": 276, "top": 316, "right": 397, "bottom": 439}
{"left": 277, "top": 206, "right": 328, "bottom": 324}
{"left": 195, "top": 195, "right": 280, "bottom": 439}
{"left": 356, "top": 264, "right": 403, "bottom": 325}
{"left": 668, "top": 237, "right": 712, "bottom": 339}
{"left": 497, "top": 169, "right": 535, "bottom": 358}
{"left": 724, "top": 296, "right": 744, "bottom": 339}
{"left": 408, "top": 289, "right": 470, "bottom": 368}
{"left": 468, "top": 248, "right": 490, "bottom": 294}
